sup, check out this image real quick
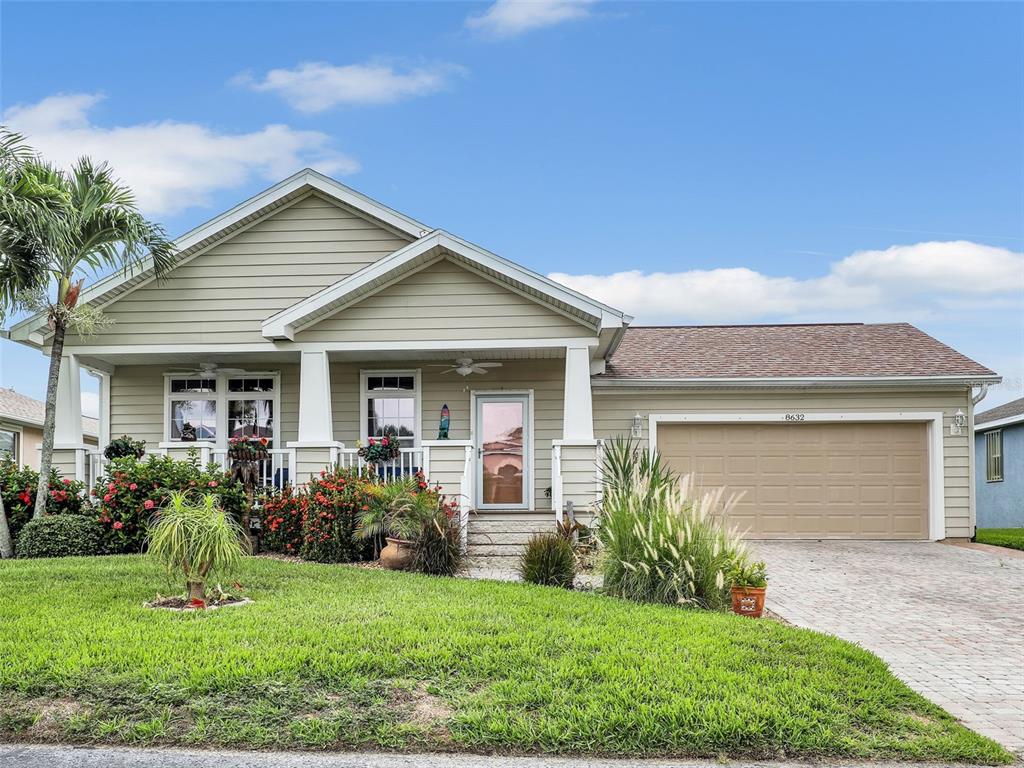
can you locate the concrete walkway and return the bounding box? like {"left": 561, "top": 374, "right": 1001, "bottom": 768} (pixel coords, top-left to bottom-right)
{"left": 757, "top": 541, "right": 1024, "bottom": 753}
{"left": 0, "top": 743, "right": 1006, "bottom": 768}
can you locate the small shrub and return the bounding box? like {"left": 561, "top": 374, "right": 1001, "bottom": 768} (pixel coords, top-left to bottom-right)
{"left": 93, "top": 452, "right": 246, "bottom": 554}
{"left": 518, "top": 533, "right": 576, "bottom": 588}
{"left": 147, "top": 491, "right": 248, "bottom": 602}
{"left": 260, "top": 485, "right": 308, "bottom": 555}
{"left": 299, "top": 466, "right": 376, "bottom": 563}
{"left": 1, "top": 457, "right": 88, "bottom": 542}
{"left": 104, "top": 435, "right": 145, "bottom": 460}
{"left": 409, "top": 494, "right": 465, "bottom": 576}
{"left": 728, "top": 559, "right": 767, "bottom": 588}
{"left": 15, "top": 515, "right": 104, "bottom": 559}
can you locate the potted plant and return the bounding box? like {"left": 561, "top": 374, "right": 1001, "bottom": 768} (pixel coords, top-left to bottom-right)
{"left": 104, "top": 435, "right": 145, "bottom": 461}
{"left": 728, "top": 560, "right": 768, "bottom": 618}
{"left": 359, "top": 474, "right": 434, "bottom": 570}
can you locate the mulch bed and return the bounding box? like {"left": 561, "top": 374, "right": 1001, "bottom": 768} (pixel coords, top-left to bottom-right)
{"left": 146, "top": 595, "right": 252, "bottom": 612}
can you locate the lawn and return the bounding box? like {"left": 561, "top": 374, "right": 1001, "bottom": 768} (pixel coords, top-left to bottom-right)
{"left": 0, "top": 556, "right": 1011, "bottom": 763}
{"left": 975, "top": 528, "right": 1024, "bottom": 551}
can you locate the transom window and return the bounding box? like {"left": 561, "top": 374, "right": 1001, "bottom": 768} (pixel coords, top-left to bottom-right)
{"left": 986, "top": 430, "right": 1003, "bottom": 482}
{"left": 165, "top": 373, "right": 278, "bottom": 446}
{"left": 362, "top": 372, "right": 418, "bottom": 449}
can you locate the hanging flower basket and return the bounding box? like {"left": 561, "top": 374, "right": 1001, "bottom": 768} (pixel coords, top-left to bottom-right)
{"left": 228, "top": 436, "right": 270, "bottom": 462}
{"left": 357, "top": 436, "right": 400, "bottom": 465}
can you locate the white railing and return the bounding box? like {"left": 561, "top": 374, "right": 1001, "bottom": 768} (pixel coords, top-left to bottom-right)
{"left": 212, "top": 448, "right": 296, "bottom": 491}
{"left": 335, "top": 447, "right": 426, "bottom": 482}
{"left": 86, "top": 450, "right": 107, "bottom": 490}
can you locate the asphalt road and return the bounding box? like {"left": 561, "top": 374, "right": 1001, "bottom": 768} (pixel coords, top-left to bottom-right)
{"left": 0, "top": 744, "right": 1009, "bottom": 768}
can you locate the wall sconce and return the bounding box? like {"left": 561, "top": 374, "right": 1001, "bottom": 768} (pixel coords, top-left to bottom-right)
{"left": 631, "top": 412, "right": 643, "bottom": 438}
{"left": 951, "top": 409, "right": 967, "bottom": 435}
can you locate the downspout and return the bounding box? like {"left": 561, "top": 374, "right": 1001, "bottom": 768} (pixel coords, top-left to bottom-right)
{"left": 967, "top": 383, "right": 991, "bottom": 539}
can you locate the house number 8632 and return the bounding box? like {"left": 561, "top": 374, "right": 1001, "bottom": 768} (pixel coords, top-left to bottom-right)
{"left": 784, "top": 413, "right": 806, "bottom": 421}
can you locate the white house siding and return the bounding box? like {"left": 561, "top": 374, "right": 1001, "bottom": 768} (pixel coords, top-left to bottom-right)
{"left": 64, "top": 193, "right": 412, "bottom": 346}
{"left": 592, "top": 386, "right": 975, "bottom": 538}
{"left": 295, "top": 258, "right": 595, "bottom": 343}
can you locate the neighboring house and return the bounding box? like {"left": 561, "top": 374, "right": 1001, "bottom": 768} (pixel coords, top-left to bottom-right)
{"left": 0, "top": 388, "right": 98, "bottom": 471}
{"left": 974, "top": 397, "right": 1024, "bottom": 528}
{"left": 4, "top": 169, "right": 999, "bottom": 554}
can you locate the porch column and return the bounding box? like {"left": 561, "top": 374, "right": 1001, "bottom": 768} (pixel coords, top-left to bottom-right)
{"left": 288, "top": 351, "right": 340, "bottom": 484}
{"left": 562, "top": 345, "right": 594, "bottom": 440}
{"left": 52, "top": 355, "right": 87, "bottom": 481}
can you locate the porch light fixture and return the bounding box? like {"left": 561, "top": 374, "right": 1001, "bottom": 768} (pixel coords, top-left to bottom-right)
{"left": 631, "top": 413, "right": 643, "bottom": 438}
{"left": 951, "top": 409, "right": 967, "bottom": 435}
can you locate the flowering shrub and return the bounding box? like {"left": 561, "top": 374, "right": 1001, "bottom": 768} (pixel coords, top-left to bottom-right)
{"left": 92, "top": 452, "right": 246, "bottom": 554}
{"left": 260, "top": 485, "right": 308, "bottom": 555}
{"left": 299, "top": 466, "right": 376, "bottom": 563}
{"left": 1, "top": 457, "right": 88, "bottom": 543}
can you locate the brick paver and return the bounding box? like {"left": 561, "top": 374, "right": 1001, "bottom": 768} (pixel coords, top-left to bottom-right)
{"left": 757, "top": 541, "right": 1024, "bottom": 753}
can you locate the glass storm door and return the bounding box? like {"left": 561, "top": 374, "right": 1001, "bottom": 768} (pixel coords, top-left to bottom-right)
{"left": 475, "top": 395, "right": 529, "bottom": 509}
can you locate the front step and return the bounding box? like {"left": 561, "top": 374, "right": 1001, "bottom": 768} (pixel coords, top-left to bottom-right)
{"left": 467, "top": 512, "right": 555, "bottom": 559}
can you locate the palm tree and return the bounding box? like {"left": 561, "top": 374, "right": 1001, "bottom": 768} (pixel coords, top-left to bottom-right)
{"left": 0, "top": 130, "right": 176, "bottom": 520}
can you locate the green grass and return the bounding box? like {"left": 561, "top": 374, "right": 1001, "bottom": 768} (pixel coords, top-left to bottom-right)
{"left": 975, "top": 528, "right": 1024, "bottom": 551}
{"left": 0, "top": 556, "right": 1012, "bottom": 763}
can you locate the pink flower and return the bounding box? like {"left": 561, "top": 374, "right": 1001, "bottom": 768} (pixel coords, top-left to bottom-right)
{"left": 112, "top": 521, "right": 123, "bottom": 530}
{"left": 129, "top": 483, "right": 137, "bottom": 491}
{"left": 62, "top": 478, "right": 72, "bottom": 485}
{"left": 208, "top": 481, "right": 218, "bottom": 488}
{"left": 382, "top": 437, "right": 389, "bottom": 446}
{"left": 107, "top": 482, "right": 115, "bottom": 491}
{"left": 144, "top": 499, "right": 155, "bottom": 510}
{"left": 369, "top": 437, "right": 376, "bottom": 446}
{"left": 103, "top": 493, "right": 112, "bottom": 502}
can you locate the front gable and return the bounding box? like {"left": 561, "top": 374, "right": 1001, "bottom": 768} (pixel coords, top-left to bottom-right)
{"left": 294, "top": 256, "right": 597, "bottom": 343}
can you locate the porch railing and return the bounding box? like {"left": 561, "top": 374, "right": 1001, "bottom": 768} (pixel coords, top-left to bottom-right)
{"left": 335, "top": 447, "right": 425, "bottom": 482}
{"left": 211, "top": 448, "right": 296, "bottom": 492}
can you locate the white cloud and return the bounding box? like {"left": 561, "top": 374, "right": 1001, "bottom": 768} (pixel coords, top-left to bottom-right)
{"left": 80, "top": 391, "right": 99, "bottom": 419}
{"left": 549, "top": 240, "right": 1024, "bottom": 324}
{"left": 235, "top": 61, "right": 465, "bottom": 113}
{"left": 466, "top": 0, "right": 594, "bottom": 38}
{"left": 3, "top": 93, "right": 359, "bottom": 216}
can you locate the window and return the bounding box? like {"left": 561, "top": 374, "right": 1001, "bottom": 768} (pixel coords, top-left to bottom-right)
{"left": 167, "top": 378, "right": 217, "bottom": 441}
{"left": 227, "top": 377, "right": 275, "bottom": 448}
{"left": 986, "top": 430, "right": 1003, "bottom": 482}
{"left": 362, "top": 372, "right": 418, "bottom": 449}
{"left": 0, "top": 428, "right": 18, "bottom": 463}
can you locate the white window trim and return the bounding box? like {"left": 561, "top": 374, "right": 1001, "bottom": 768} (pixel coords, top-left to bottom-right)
{"left": 0, "top": 422, "right": 23, "bottom": 465}
{"left": 163, "top": 371, "right": 281, "bottom": 449}
{"left": 985, "top": 429, "right": 1004, "bottom": 483}
{"left": 359, "top": 369, "right": 422, "bottom": 449}
{"left": 647, "top": 411, "right": 946, "bottom": 541}
{"left": 470, "top": 389, "right": 535, "bottom": 512}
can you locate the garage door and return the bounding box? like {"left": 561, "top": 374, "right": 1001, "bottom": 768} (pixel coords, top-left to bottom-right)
{"left": 657, "top": 422, "right": 929, "bottom": 539}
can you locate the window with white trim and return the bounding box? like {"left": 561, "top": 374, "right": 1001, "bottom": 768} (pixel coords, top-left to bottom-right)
{"left": 0, "top": 428, "right": 18, "bottom": 463}
{"left": 986, "top": 430, "right": 1003, "bottom": 482}
{"left": 227, "top": 377, "right": 275, "bottom": 448}
{"left": 167, "top": 378, "right": 217, "bottom": 441}
{"left": 362, "top": 372, "right": 418, "bottom": 449}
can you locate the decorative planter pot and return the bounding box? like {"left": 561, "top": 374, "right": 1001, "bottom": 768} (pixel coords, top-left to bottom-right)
{"left": 730, "top": 586, "right": 766, "bottom": 618}
{"left": 380, "top": 537, "right": 415, "bottom": 570}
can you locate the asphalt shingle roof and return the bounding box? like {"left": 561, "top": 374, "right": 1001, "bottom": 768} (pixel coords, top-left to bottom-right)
{"left": 0, "top": 388, "right": 99, "bottom": 436}
{"left": 976, "top": 397, "right": 1024, "bottom": 426}
{"left": 600, "top": 323, "right": 996, "bottom": 380}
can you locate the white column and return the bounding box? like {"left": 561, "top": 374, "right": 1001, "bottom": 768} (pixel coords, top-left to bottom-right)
{"left": 294, "top": 351, "right": 334, "bottom": 444}
{"left": 54, "top": 355, "right": 84, "bottom": 445}
{"left": 562, "top": 345, "right": 594, "bottom": 440}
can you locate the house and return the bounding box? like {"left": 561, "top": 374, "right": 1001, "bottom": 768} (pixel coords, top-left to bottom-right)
{"left": 4, "top": 169, "right": 1000, "bottom": 554}
{"left": 0, "top": 388, "right": 98, "bottom": 471}
{"left": 974, "top": 397, "right": 1024, "bottom": 528}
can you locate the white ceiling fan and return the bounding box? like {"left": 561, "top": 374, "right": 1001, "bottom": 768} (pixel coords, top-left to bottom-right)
{"left": 429, "top": 357, "right": 503, "bottom": 376}
{"left": 167, "top": 362, "right": 247, "bottom": 376}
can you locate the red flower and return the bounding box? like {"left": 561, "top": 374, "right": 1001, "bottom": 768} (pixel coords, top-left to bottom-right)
{"left": 144, "top": 499, "right": 155, "bottom": 510}
{"left": 129, "top": 483, "right": 137, "bottom": 491}
{"left": 208, "top": 481, "right": 218, "bottom": 488}
{"left": 381, "top": 437, "right": 389, "bottom": 446}
{"left": 103, "top": 493, "right": 112, "bottom": 502}
{"left": 18, "top": 491, "right": 31, "bottom": 504}
{"left": 62, "top": 478, "right": 72, "bottom": 485}
{"left": 107, "top": 482, "right": 116, "bottom": 491}
{"left": 369, "top": 438, "right": 376, "bottom": 446}
{"left": 112, "top": 521, "right": 123, "bottom": 530}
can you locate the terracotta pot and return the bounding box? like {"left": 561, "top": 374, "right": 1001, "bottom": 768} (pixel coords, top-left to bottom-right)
{"left": 730, "top": 585, "right": 766, "bottom": 618}
{"left": 380, "top": 537, "right": 415, "bottom": 570}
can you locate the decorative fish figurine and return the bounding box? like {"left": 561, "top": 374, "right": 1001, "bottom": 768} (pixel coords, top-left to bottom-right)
{"left": 438, "top": 404, "right": 450, "bottom": 439}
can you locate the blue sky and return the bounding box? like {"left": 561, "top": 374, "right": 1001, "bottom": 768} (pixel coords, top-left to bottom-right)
{"left": 1, "top": 0, "right": 1022, "bottom": 413}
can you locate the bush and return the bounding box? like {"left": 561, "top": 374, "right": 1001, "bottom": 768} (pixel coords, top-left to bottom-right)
{"left": 93, "top": 452, "right": 247, "bottom": 554}
{"left": 409, "top": 493, "right": 465, "bottom": 576}
{"left": 104, "top": 435, "right": 145, "bottom": 460}
{"left": 1, "top": 457, "right": 88, "bottom": 542}
{"left": 518, "top": 533, "right": 576, "bottom": 588}
{"left": 260, "top": 485, "right": 308, "bottom": 555}
{"left": 16, "top": 515, "right": 104, "bottom": 559}
{"left": 299, "top": 466, "right": 376, "bottom": 563}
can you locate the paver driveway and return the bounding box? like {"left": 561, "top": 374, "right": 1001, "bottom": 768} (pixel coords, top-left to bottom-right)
{"left": 757, "top": 541, "right": 1024, "bottom": 753}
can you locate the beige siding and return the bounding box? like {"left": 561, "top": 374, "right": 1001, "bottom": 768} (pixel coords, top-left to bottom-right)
{"left": 331, "top": 358, "right": 565, "bottom": 510}
{"left": 423, "top": 443, "right": 471, "bottom": 505}
{"left": 50, "top": 448, "right": 79, "bottom": 480}
{"left": 297, "top": 258, "right": 594, "bottom": 343}
{"left": 66, "top": 194, "right": 411, "bottom": 346}
{"left": 593, "top": 387, "right": 974, "bottom": 538}
{"left": 558, "top": 443, "right": 600, "bottom": 522}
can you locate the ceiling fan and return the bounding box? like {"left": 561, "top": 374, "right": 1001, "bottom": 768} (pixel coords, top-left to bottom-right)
{"left": 167, "top": 362, "right": 247, "bottom": 376}
{"left": 429, "top": 357, "right": 503, "bottom": 376}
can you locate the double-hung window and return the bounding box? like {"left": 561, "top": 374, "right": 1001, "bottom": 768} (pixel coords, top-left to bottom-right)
{"left": 167, "top": 378, "right": 218, "bottom": 442}
{"left": 227, "top": 377, "right": 275, "bottom": 449}
{"left": 361, "top": 372, "right": 419, "bottom": 450}
{"left": 0, "top": 427, "right": 18, "bottom": 463}
{"left": 985, "top": 430, "right": 1003, "bottom": 482}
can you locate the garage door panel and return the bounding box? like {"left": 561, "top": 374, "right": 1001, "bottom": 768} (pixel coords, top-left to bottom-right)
{"left": 658, "top": 421, "right": 929, "bottom": 539}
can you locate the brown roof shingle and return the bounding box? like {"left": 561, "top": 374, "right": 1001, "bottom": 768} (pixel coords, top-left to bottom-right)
{"left": 0, "top": 388, "right": 99, "bottom": 436}
{"left": 600, "top": 323, "right": 996, "bottom": 380}
{"left": 976, "top": 397, "right": 1024, "bottom": 426}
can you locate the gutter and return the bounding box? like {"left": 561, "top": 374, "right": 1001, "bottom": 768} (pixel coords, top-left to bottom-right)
{"left": 975, "top": 413, "right": 1024, "bottom": 431}
{"left": 591, "top": 374, "right": 1003, "bottom": 389}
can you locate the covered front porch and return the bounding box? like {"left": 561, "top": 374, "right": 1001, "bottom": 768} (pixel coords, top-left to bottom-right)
{"left": 52, "top": 340, "right": 605, "bottom": 549}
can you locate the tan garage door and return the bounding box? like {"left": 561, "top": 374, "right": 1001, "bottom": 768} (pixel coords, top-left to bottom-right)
{"left": 657, "top": 422, "right": 929, "bottom": 539}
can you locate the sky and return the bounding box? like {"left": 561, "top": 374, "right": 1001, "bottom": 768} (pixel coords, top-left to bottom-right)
{"left": 1, "top": 0, "right": 1022, "bottom": 416}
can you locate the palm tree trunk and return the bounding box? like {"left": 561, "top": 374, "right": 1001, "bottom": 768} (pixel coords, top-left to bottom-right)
{"left": 33, "top": 318, "right": 67, "bottom": 519}
{"left": 0, "top": 494, "right": 13, "bottom": 559}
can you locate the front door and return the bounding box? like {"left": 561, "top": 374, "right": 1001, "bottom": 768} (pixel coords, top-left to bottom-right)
{"left": 475, "top": 394, "right": 529, "bottom": 509}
